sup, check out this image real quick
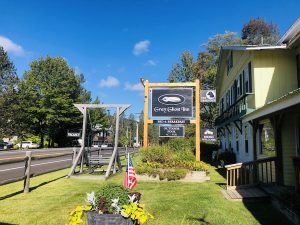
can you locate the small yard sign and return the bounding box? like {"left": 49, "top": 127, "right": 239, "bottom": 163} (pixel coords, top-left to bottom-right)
{"left": 201, "top": 90, "right": 216, "bottom": 102}
{"left": 159, "top": 126, "right": 185, "bottom": 137}
{"left": 201, "top": 128, "right": 217, "bottom": 141}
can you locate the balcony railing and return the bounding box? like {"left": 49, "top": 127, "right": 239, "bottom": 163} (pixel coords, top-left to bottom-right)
{"left": 215, "top": 93, "right": 254, "bottom": 126}
{"left": 225, "top": 157, "right": 277, "bottom": 189}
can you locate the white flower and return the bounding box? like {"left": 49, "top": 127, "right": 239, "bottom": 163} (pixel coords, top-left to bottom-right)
{"left": 111, "top": 197, "right": 120, "bottom": 214}
{"left": 128, "top": 194, "right": 136, "bottom": 203}
{"left": 86, "top": 192, "right": 96, "bottom": 206}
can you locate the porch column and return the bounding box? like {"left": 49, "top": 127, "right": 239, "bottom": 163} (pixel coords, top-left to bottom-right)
{"left": 271, "top": 114, "right": 284, "bottom": 185}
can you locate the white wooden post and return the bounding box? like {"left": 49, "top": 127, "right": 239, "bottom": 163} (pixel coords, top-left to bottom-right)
{"left": 24, "top": 151, "right": 32, "bottom": 193}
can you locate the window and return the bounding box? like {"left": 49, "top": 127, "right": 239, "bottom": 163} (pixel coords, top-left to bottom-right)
{"left": 259, "top": 120, "right": 276, "bottom": 157}
{"left": 297, "top": 55, "right": 300, "bottom": 88}
{"left": 244, "top": 125, "right": 249, "bottom": 153}
{"left": 226, "top": 91, "right": 230, "bottom": 109}
{"left": 221, "top": 97, "right": 224, "bottom": 112}
{"left": 227, "top": 51, "right": 233, "bottom": 75}
{"left": 244, "top": 62, "right": 252, "bottom": 93}
{"left": 235, "top": 128, "right": 239, "bottom": 152}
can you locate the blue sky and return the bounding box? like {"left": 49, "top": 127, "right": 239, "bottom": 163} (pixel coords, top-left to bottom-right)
{"left": 1, "top": 0, "right": 299, "bottom": 116}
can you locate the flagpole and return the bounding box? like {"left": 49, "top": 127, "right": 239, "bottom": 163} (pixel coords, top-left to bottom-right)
{"left": 127, "top": 152, "right": 130, "bottom": 187}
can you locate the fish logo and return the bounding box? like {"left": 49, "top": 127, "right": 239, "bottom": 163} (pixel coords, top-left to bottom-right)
{"left": 158, "top": 94, "right": 185, "bottom": 105}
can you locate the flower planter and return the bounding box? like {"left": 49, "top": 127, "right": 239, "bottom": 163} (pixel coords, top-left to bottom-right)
{"left": 87, "top": 211, "right": 134, "bottom": 225}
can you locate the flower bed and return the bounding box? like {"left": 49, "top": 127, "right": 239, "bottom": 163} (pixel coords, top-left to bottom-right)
{"left": 66, "top": 184, "right": 154, "bottom": 225}
{"left": 136, "top": 144, "right": 210, "bottom": 182}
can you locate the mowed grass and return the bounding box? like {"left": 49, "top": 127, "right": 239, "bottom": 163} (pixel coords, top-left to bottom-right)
{"left": 0, "top": 163, "right": 293, "bottom": 225}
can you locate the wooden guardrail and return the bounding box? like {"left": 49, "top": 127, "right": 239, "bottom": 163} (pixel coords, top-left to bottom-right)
{"left": 225, "top": 157, "right": 277, "bottom": 189}
{"left": 0, "top": 149, "right": 76, "bottom": 193}
{"left": 293, "top": 157, "right": 300, "bottom": 193}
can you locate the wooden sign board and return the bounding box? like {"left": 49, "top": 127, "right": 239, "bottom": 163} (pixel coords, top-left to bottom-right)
{"left": 159, "top": 126, "right": 185, "bottom": 137}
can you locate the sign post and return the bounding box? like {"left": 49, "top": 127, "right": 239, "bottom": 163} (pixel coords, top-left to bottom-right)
{"left": 143, "top": 80, "right": 201, "bottom": 161}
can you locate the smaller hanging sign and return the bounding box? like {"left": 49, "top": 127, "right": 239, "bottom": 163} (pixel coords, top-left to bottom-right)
{"left": 201, "top": 128, "right": 217, "bottom": 141}
{"left": 159, "top": 126, "right": 185, "bottom": 137}
{"left": 201, "top": 90, "right": 216, "bottom": 102}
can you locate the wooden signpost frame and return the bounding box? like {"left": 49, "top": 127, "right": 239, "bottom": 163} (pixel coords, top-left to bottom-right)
{"left": 143, "top": 79, "right": 201, "bottom": 161}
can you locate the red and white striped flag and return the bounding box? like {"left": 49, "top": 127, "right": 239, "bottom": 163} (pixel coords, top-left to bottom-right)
{"left": 124, "top": 153, "right": 137, "bottom": 190}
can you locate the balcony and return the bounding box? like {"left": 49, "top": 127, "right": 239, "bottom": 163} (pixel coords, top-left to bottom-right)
{"left": 215, "top": 93, "right": 254, "bottom": 127}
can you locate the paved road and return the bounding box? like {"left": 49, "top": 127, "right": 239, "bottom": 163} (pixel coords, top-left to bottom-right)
{"left": 0, "top": 147, "right": 138, "bottom": 185}
{"left": 0, "top": 148, "right": 76, "bottom": 185}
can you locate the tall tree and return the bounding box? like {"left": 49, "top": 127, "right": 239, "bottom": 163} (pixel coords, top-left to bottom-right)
{"left": 0, "top": 46, "right": 21, "bottom": 138}
{"left": 168, "top": 32, "right": 242, "bottom": 130}
{"left": 242, "top": 18, "right": 279, "bottom": 45}
{"left": 20, "top": 56, "right": 88, "bottom": 147}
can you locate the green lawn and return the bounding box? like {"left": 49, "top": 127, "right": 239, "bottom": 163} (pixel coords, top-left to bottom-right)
{"left": 0, "top": 164, "right": 293, "bottom": 225}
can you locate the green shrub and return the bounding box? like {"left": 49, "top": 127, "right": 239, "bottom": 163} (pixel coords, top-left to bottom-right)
{"left": 140, "top": 145, "right": 172, "bottom": 163}
{"left": 200, "top": 142, "right": 219, "bottom": 161}
{"left": 173, "top": 149, "right": 195, "bottom": 161}
{"left": 135, "top": 162, "right": 160, "bottom": 177}
{"left": 167, "top": 138, "right": 194, "bottom": 152}
{"left": 159, "top": 169, "right": 188, "bottom": 181}
{"left": 218, "top": 151, "right": 236, "bottom": 165}
{"left": 95, "top": 184, "right": 130, "bottom": 213}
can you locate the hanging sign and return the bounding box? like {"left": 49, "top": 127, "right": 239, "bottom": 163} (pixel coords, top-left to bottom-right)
{"left": 153, "top": 119, "right": 190, "bottom": 124}
{"left": 151, "top": 88, "right": 193, "bottom": 118}
{"left": 201, "top": 90, "right": 216, "bottom": 102}
{"left": 201, "top": 128, "right": 217, "bottom": 141}
{"left": 159, "top": 126, "right": 185, "bottom": 137}
{"left": 67, "top": 132, "right": 81, "bottom": 138}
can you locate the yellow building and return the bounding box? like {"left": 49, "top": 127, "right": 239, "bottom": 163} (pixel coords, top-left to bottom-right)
{"left": 216, "top": 18, "right": 300, "bottom": 188}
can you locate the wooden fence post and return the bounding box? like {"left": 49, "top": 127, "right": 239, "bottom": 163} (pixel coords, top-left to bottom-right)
{"left": 72, "top": 147, "right": 77, "bottom": 165}
{"left": 24, "top": 151, "right": 32, "bottom": 193}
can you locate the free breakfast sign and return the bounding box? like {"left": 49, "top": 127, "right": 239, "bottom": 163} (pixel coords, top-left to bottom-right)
{"left": 151, "top": 88, "right": 193, "bottom": 117}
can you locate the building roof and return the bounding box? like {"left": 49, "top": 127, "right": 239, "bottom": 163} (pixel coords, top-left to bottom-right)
{"left": 216, "top": 44, "right": 286, "bottom": 97}
{"left": 279, "top": 17, "right": 300, "bottom": 48}
{"left": 242, "top": 88, "right": 300, "bottom": 122}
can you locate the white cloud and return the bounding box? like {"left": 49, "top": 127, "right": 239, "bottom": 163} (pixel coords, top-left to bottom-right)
{"left": 133, "top": 40, "right": 150, "bottom": 56}
{"left": 0, "top": 35, "right": 25, "bottom": 56}
{"left": 99, "top": 76, "right": 120, "bottom": 88}
{"left": 74, "top": 66, "right": 81, "bottom": 74}
{"left": 145, "top": 59, "right": 157, "bottom": 66}
{"left": 124, "top": 82, "right": 144, "bottom": 92}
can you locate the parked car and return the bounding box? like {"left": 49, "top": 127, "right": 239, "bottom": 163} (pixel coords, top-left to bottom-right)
{"left": 3, "top": 142, "right": 13, "bottom": 149}
{"left": 0, "top": 142, "right": 5, "bottom": 150}
{"left": 92, "top": 141, "right": 110, "bottom": 148}
{"left": 16, "top": 141, "right": 40, "bottom": 149}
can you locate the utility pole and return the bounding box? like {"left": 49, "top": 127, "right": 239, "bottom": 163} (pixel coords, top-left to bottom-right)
{"left": 136, "top": 121, "right": 139, "bottom": 146}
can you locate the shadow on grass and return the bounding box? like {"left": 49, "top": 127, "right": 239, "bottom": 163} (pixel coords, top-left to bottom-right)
{"left": 0, "top": 175, "right": 65, "bottom": 201}
{"left": 243, "top": 201, "right": 294, "bottom": 225}
{"left": 186, "top": 214, "right": 211, "bottom": 224}
{"left": 0, "top": 222, "right": 18, "bottom": 225}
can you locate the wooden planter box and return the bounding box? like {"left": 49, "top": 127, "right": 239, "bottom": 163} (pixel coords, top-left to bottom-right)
{"left": 86, "top": 211, "right": 134, "bottom": 225}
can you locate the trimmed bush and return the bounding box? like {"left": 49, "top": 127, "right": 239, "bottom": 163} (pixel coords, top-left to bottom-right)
{"left": 173, "top": 149, "right": 195, "bottom": 161}
{"left": 218, "top": 151, "right": 236, "bottom": 165}
{"left": 167, "top": 138, "right": 194, "bottom": 152}
{"left": 159, "top": 169, "right": 188, "bottom": 181}
{"left": 95, "top": 184, "right": 130, "bottom": 213}
{"left": 140, "top": 145, "right": 172, "bottom": 163}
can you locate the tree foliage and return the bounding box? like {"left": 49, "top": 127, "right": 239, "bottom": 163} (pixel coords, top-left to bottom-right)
{"left": 241, "top": 17, "right": 279, "bottom": 45}
{"left": 168, "top": 32, "right": 242, "bottom": 130}
{"left": 0, "top": 46, "right": 21, "bottom": 138}
{"left": 20, "top": 56, "right": 88, "bottom": 147}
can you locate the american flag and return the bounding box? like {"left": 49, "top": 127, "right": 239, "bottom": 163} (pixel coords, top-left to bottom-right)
{"left": 124, "top": 153, "right": 137, "bottom": 190}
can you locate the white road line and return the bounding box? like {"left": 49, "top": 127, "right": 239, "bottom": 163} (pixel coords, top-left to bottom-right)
{"left": 0, "top": 166, "right": 24, "bottom": 172}
{"left": 0, "top": 159, "right": 72, "bottom": 172}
